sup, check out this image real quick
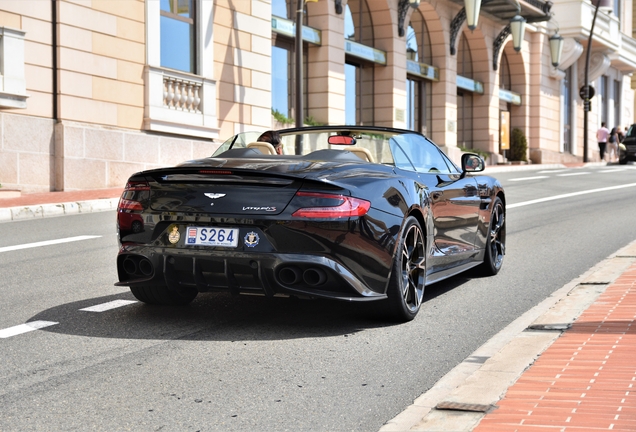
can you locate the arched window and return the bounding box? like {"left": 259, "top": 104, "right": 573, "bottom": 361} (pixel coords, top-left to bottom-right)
{"left": 456, "top": 36, "right": 473, "bottom": 148}
{"left": 344, "top": 1, "right": 374, "bottom": 125}
{"left": 499, "top": 52, "right": 511, "bottom": 91}
{"left": 406, "top": 11, "right": 432, "bottom": 135}
{"left": 499, "top": 51, "right": 511, "bottom": 156}
{"left": 272, "top": 0, "right": 289, "bottom": 18}
{"left": 270, "top": 0, "right": 307, "bottom": 122}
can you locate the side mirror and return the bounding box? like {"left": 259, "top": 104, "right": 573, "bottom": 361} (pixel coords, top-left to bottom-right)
{"left": 461, "top": 153, "right": 485, "bottom": 174}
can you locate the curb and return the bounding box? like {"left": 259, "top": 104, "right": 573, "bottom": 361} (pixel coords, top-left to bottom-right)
{"left": 0, "top": 198, "right": 120, "bottom": 223}
{"left": 380, "top": 239, "right": 636, "bottom": 431}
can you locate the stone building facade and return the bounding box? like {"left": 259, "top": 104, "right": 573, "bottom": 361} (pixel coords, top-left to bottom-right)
{"left": 0, "top": 0, "right": 635, "bottom": 193}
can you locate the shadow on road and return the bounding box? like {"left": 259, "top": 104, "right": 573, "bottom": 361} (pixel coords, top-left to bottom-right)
{"left": 27, "top": 274, "right": 473, "bottom": 342}
{"left": 28, "top": 291, "right": 397, "bottom": 341}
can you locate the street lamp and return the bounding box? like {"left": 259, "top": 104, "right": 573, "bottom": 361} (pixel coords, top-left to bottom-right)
{"left": 582, "top": 0, "right": 612, "bottom": 162}
{"left": 510, "top": 14, "right": 526, "bottom": 52}
{"left": 464, "top": 0, "right": 481, "bottom": 31}
{"left": 549, "top": 32, "right": 564, "bottom": 67}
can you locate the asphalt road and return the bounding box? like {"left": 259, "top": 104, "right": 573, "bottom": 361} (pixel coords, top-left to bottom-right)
{"left": 1, "top": 163, "right": 636, "bottom": 431}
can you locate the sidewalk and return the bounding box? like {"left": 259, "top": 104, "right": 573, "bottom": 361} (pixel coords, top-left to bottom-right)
{"left": 475, "top": 260, "right": 636, "bottom": 431}
{"left": 382, "top": 241, "right": 636, "bottom": 431}
{"left": 0, "top": 187, "right": 122, "bottom": 222}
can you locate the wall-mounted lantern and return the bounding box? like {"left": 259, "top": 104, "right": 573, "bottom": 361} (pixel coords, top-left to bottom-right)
{"left": 510, "top": 15, "right": 526, "bottom": 52}
{"left": 464, "top": 0, "right": 481, "bottom": 31}
{"left": 549, "top": 32, "right": 564, "bottom": 67}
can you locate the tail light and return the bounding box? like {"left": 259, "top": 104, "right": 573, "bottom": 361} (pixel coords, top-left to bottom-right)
{"left": 291, "top": 192, "right": 370, "bottom": 219}
{"left": 118, "top": 180, "right": 150, "bottom": 212}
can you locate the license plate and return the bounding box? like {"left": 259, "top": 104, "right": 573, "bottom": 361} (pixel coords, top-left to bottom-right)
{"left": 186, "top": 227, "right": 239, "bottom": 247}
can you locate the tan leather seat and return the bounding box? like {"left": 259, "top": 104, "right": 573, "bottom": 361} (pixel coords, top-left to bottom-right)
{"left": 247, "top": 142, "right": 277, "bottom": 155}
{"left": 348, "top": 147, "right": 374, "bottom": 163}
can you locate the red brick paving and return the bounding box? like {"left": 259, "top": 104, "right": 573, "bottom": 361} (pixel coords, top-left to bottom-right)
{"left": 473, "top": 262, "right": 636, "bottom": 432}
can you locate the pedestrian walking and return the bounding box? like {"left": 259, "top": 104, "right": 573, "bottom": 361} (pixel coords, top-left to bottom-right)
{"left": 596, "top": 122, "right": 610, "bottom": 161}
{"left": 607, "top": 127, "right": 619, "bottom": 162}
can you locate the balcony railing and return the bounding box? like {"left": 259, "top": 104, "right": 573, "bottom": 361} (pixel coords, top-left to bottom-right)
{"left": 163, "top": 75, "right": 202, "bottom": 113}
{"left": 144, "top": 66, "right": 218, "bottom": 139}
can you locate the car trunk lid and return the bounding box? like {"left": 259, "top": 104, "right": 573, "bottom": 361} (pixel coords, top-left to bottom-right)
{"left": 146, "top": 168, "right": 303, "bottom": 215}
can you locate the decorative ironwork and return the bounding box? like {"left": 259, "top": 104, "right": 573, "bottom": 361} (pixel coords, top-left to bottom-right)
{"left": 525, "top": 0, "right": 553, "bottom": 14}
{"left": 334, "top": 0, "right": 342, "bottom": 14}
{"left": 449, "top": 7, "right": 466, "bottom": 55}
{"left": 398, "top": 0, "right": 411, "bottom": 37}
{"left": 492, "top": 24, "right": 512, "bottom": 71}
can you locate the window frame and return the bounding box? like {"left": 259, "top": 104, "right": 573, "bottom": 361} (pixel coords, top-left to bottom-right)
{"left": 145, "top": 0, "right": 218, "bottom": 139}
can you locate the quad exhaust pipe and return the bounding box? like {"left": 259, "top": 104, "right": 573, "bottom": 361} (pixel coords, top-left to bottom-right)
{"left": 122, "top": 256, "right": 154, "bottom": 277}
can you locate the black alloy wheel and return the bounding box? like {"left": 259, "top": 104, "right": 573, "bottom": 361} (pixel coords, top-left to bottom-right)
{"left": 387, "top": 216, "right": 426, "bottom": 322}
{"left": 479, "top": 196, "right": 505, "bottom": 276}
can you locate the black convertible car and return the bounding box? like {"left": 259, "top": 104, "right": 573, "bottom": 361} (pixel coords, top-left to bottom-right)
{"left": 115, "top": 126, "right": 505, "bottom": 321}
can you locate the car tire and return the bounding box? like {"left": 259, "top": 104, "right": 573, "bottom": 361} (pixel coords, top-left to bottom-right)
{"left": 130, "top": 284, "right": 198, "bottom": 306}
{"left": 478, "top": 196, "right": 505, "bottom": 276}
{"left": 619, "top": 154, "right": 628, "bottom": 165}
{"left": 386, "top": 216, "right": 426, "bottom": 322}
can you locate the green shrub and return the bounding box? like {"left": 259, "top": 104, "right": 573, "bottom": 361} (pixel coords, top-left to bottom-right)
{"left": 509, "top": 128, "right": 528, "bottom": 162}
{"left": 304, "top": 116, "right": 324, "bottom": 126}
{"left": 272, "top": 109, "right": 293, "bottom": 125}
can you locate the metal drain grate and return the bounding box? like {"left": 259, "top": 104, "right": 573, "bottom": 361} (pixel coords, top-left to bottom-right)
{"left": 435, "top": 401, "right": 496, "bottom": 413}
{"left": 527, "top": 323, "right": 571, "bottom": 331}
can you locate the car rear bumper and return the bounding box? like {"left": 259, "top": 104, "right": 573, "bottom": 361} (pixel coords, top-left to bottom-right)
{"left": 115, "top": 247, "right": 387, "bottom": 302}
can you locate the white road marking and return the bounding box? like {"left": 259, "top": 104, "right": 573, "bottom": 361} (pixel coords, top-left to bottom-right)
{"left": 0, "top": 321, "right": 58, "bottom": 339}
{"left": 508, "top": 182, "right": 636, "bottom": 209}
{"left": 0, "top": 235, "right": 102, "bottom": 253}
{"left": 80, "top": 299, "right": 137, "bottom": 312}
{"left": 556, "top": 172, "right": 590, "bottom": 177}
{"left": 537, "top": 169, "right": 570, "bottom": 173}
{"left": 598, "top": 168, "right": 627, "bottom": 173}
{"left": 508, "top": 176, "right": 550, "bottom": 182}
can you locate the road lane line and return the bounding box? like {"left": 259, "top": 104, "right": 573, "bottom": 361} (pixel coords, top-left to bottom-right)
{"left": 537, "top": 169, "right": 570, "bottom": 173}
{"left": 0, "top": 235, "right": 102, "bottom": 253}
{"left": 79, "top": 299, "right": 137, "bottom": 312}
{"left": 557, "top": 172, "right": 591, "bottom": 177}
{"left": 508, "top": 182, "right": 636, "bottom": 209}
{"left": 0, "top": 321, "right": 58, "bottom": 339}
{"left": 598, "top": 168, "right": 627, "bottom": 173}
{"left": 508, "top": 176, "right": 550, "bottom": 182}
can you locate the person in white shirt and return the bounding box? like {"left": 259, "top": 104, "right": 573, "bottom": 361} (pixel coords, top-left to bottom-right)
{"left": 596, "top": 122, "right": 610, "bottom": 161}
